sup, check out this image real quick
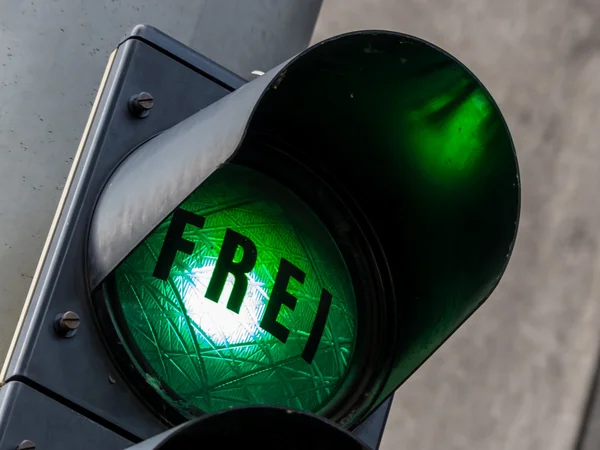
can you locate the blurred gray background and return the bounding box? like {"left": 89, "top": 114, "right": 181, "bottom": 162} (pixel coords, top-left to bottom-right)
{"left": 312, "top": 1, "right": 600, "bottom": 449}
{"left": 1, "top": 1, "right": 599, "bottom": 449}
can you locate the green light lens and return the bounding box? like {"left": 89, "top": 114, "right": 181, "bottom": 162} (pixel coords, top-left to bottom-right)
{"left": 106, "top": 164, "right": 357, "bottom": 416}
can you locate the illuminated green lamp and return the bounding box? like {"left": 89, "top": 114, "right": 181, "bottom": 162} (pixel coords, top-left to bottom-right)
{"left": 99, "top": 30, "right": 519, "bottom": 429}
{"left": 105, "top": 164, "right": 357, "bottom": 416}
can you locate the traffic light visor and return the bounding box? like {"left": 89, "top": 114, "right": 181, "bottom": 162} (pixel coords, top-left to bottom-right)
{"left": 93, "top": 30, "right": 519, "bottom": 427}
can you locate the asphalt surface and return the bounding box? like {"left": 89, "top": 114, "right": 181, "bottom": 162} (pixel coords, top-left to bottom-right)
{"left": 313, "top": 1, "right": 600, "bottom": 449}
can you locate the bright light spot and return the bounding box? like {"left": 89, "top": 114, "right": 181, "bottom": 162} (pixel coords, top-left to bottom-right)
{"left": 183, "top": 264, "right": 270, "bottom": 347}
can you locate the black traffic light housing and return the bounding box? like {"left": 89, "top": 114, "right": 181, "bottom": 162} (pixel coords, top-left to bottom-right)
{"left": 0, "top": 24, "right": 518, "bottom": 450}
{"left": 124, "top": 406, "right": 371, "bottom": 450}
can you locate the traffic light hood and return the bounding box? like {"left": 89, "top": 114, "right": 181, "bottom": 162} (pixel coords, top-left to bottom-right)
{"left": 241, "top": 30, "right": 520, "bottom": 411}
{"left": 123, "top": 406, "right": 369, "bottom": 450}
{"left": 89, "top": 30, "right": 519, "bottom": 424}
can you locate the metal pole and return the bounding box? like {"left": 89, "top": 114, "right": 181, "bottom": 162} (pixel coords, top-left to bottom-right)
{"left": 0, "top": 0, "right": 321, "bottom": 361}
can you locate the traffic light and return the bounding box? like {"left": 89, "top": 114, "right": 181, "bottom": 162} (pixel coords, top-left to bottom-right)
{"left": 0, "top": 25, "right": 519, "bottom": 449}
{"left": 123, "top": 406, "right": 370, "bottom": 450}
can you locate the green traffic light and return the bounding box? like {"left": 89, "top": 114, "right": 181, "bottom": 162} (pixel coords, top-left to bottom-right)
{"left": 106, "top": 164, "right": 357, "bottom": 416}
{"left": 97, "top": 30, "right": 518, "bottom": 427}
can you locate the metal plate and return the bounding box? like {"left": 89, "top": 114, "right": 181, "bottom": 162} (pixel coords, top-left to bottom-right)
{"left": 1, "top": 26, "right": 242, "bottom": 441}
{"left": 0, "top": 381, "right": 132, "bottom": 449}
{"left": 354, "top": 396, "right": 393, "bottom": 449}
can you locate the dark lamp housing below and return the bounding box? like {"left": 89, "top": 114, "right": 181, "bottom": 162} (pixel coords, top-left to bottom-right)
{"left": 124, "top": 406, "right": 369, "bottom": 450}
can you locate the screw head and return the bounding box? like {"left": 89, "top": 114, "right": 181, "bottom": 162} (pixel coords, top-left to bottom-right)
{"left": 16, "top": 440, "right": 36, "bottom": 450}
{"left": 54, "top": 311, "right": 80, "bottom": 338}
{"left": 128, "top": 92, "right": 154, "bottom": 118}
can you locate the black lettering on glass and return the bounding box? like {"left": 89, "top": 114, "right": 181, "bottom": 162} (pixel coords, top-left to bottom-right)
{"left": 153, "top": 208, "right": 205, "bottom": 280}
{"left": 205, "top": 228, "right": 257, "bottom": 313}
{"left": 260, "top": 258, "right": 305, "bottom": 343}
{"left": 301, "top": 289, "right": 333, "bottom": 364}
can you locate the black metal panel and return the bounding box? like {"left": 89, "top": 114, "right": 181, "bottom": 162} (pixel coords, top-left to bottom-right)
{"left": 3, "top": 33, "right": 241, "bottom": 442}
{"left": 124, "top": 24, "right": 247, "bottom": 89}
{"left": 0, "top": 381, "right": 132, "bottom": 450}
{"left": 354, "top": 396, "right": 393, "bottom": 450}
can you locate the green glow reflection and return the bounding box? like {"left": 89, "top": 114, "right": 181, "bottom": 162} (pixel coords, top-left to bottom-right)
{"left": 394, "top": 66, "right": 500, "bottom": 185}
{"left": 407, "top": 87, "right": 494, "bottom": 176}
{"left": 109, "top": 164, "right": 357, "bottom": 416}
